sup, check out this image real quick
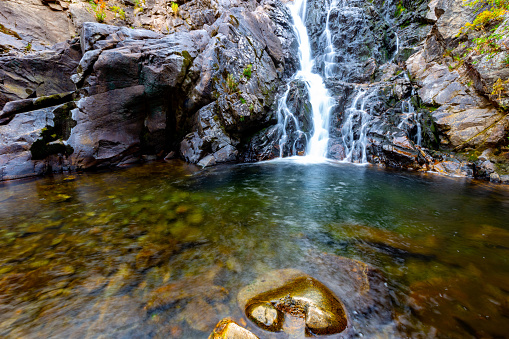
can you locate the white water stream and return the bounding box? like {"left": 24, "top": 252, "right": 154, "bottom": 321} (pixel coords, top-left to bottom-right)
{"left": 340, "top": 88, "right": 376, "bottom": 163}
{"left": 279, "top": 0, "right": 420, "bottom": 164}
{"left": 278, "top": 0, "right": 335, "bottom": 162}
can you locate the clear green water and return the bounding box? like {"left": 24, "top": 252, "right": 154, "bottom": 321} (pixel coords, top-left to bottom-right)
{"left": 0, "top": 160, "right": 508, "bottom": 338}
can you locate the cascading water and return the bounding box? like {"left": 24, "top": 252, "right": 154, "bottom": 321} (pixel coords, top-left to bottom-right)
{"left": 398, "top": 99, "right": 422, "bottom": 147}
{"left": 340, "top": 88, "right": 376, "bottom": 163}
{"left": 277, "top": 0, "right": 335, "bottom": 161}
{"left": 323, "top": 0, "right": 338, "bottom": 78}
{"left": 276, "top": 84, "right": 307, "bottom": 157}
{"left": 277, "top": 0, "right": 425, "bottom": 166}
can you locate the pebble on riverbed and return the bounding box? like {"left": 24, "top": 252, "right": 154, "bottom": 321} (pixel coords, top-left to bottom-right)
{"left": 208, "top": 319, "right": 259, "bottom": 339}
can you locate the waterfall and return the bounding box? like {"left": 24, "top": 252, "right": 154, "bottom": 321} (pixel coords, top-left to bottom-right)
{"left": 277, "top": 0, "right": 423, "bottom": 166}
{"left": 340, "top": 89, "right": 375, "bottom": 163}
{"left": 323, "top": 0, "right": 338, "bottom": 78}
{"left": 276, "top": 84, "right": 307, "bottom": 157}
{"left": 277, "top": 0, "right": 335, "bottom": 161}
{"left": 398, "top": 99, "right": 422, "bottom": 147}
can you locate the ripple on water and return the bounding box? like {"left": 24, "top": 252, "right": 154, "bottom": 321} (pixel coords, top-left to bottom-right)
{"left": 0, "top": 160, "right": 508, "bottom": 338}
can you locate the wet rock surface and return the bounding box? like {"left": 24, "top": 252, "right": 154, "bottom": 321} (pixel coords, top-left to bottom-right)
{"left": 239, "top": 269, "right": 348, "bottom": 336}
{"left": 209, "top": 319, "right": 259, "bottom": 339}
{"left": 240, "top": 0, "right": 444, "bottom": 171}
{"left": 237, "top": 253, "right": 394, "bottom": 338}
{"left": 0, "top": 94, "right": 77, "bottom": 180}
{"left": 0, "top": 0, "right": 298, "bottom": 180}
{"left": 243, "top": 79, "right": 313, "bottom": 161}
{"left": 405, "top": 0, "right": 509, "bottom": 181}
{"left": 0, "top": 39, "right": 81, "bottom": 111}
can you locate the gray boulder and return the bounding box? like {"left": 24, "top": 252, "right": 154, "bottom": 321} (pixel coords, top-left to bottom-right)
{"left": 0, "top": 97, "right": 76, "bottom": 181}
{"left": 0, "top": 40, "right": 81, "bottom": 110}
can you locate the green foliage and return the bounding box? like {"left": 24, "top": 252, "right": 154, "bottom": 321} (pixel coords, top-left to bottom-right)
{"left": 471, "top": 32, "right": 503, "bottom": 55}
{"left": 133, "top": 0, "right": 144, "bottom": 11}
{"left": 420, "top": 102, "right": 440, "bottom": 112}
{"left": 491, "top": 78, "right": 508, "bottom": 99}
{"left": 96, "top": 11, "right": 106, "bottom": 23}
{"left": 25, "top": 42, "right": 32, "bottom": 52}
{"left": 226, "top": 73, "right": 238, "bottom": 94}
{"left": 240, "top": 97, "right": 246, "bottom": 104}
{"left": 243, "top": 64, "right": 252, "bottom": 79}
{"left": 394, "top": 1, "right": 406, "bottom": 17}
{"left": 458, "top": 0, "right": 509, "bottom": 35}
{"left": 460, "top": 7, "right": 507, "bottom": 33}
{"left": 502, "top": 54, "right": 509, "bottom": 66}
{"left": 171, "top": 2, "right": 179, "bottom": 15}
{"left": 443, "top": 49, "right": 454, "bottom": 58}
{"left": 89, "top": 0, "right": 106, "bottom": 23}
{"left": 462, "top": 150, "right": 480, "bottom": 161}
{"left": 463, "top": 0, "right": 509, "bottom": 11}
{"left": 110, "top": 6, "right": 126, "bottom": 20}
{"left": 454, "top": 0, "right": 509, "bottom": 76}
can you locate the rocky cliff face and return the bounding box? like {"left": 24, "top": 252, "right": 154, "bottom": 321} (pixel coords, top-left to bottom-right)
{"left": 0, "top": 0, "right": 297, "bottom": 180}
{"left": 406, "top": 0, "right": 509, "bottom": 182}
{"left": 244, "top": 0, "right": 509, "bottom": 181}
{"left": 0, "top": 0, "right": 508, "bottom": 182}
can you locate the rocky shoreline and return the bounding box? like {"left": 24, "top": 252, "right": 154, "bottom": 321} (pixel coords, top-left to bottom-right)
{"left": 0, "top": 0, "right": 508, "bottom": 182}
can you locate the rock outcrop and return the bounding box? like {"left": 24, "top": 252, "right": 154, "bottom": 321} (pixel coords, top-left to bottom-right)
{"left": 406, "top": 0, "right": 509, "bottom": 181}
{"left": 0, "top": 0, "right": 298, "bottom": 180}
{"left": 0, "top": 98, "right": 75, "bottom": 180}
{"left": 0, "top": 39, "right": 81, "bottom": 111}
{"left": 0, "top": 0, "right": 75, "bottom": 54}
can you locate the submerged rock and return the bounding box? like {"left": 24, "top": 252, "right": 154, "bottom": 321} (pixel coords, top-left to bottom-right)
{"left": 242, "top": 271, "right": 348, "bottom": 336}
{"left": 208, "top": 319, "right": 259, "bottom": 339}
{"left": 144, "top": 265, "right": 228, "bottom": 311}
{"left": 238, "top": 268, "right": 353, "bottom": 336}
{"left": 235, "top": 254, "right": 395, "bottom": 337}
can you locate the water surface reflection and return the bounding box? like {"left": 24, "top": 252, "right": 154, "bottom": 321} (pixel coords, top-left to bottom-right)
{"left": 0, "top": 160, "right": 508, "bottom": 338}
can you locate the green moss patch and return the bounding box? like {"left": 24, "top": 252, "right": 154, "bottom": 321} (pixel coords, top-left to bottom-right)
{"left": 0, "top": 24, "right": 21, "bottom": 40}
{"left": 30, "top": 102, "right": 77, "bottom": 160}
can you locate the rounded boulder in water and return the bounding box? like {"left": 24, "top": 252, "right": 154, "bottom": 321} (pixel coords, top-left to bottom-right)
{"left": 238, "top": 268, "right": 348, "bottom": 336}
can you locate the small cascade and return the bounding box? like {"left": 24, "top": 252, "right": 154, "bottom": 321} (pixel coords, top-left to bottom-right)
{"left": 390, "top": 31, "right": 399, "bottom": 63}
{"left": 276, "top": 83, "right": 308, "bottom": 157}
{"left": 323, "top": 0, "right": 338, "bottom": 78}
{"left": 340, "top": 88, "right": 375, "bottom": 163}
{"left": 397, "top": 73, "right": 422, "bottom": 146}
{"left": 276, "top": 0, "right": 335, "bottom": 161}
{"left": 398, "top": 99, "right": 422, "bottom": 146}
